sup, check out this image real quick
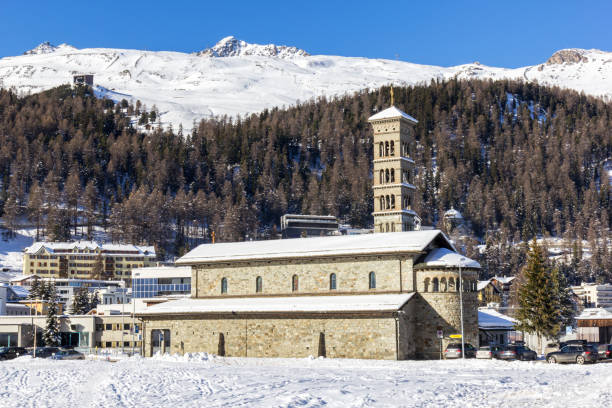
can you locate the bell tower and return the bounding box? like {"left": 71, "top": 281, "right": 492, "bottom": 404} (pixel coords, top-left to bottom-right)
{"left": 368, "top": 103, "right": 418, "bottom": 233}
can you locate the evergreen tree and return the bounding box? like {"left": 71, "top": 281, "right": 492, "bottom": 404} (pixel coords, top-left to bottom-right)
{"left": 28, "top": 277, "right": 42, "bottom": 300}
{"left": 42, "top": 283, "right": 60, "bottom": 346}
{"left": 515, "top": 240, "right": 568, "bottom": 352}
{"left": 69, "top": 287, "right": 91, "bottom": 315}
{"left": 89, "top": 291, "right": 100, "bottom": 312}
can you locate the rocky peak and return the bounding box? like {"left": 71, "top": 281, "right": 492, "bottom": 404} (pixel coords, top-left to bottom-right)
{"left": 196, "top": 36, "right": 309, "bottom": 58}
{"left": 24, "top": 42, "right": 76, "bottom": 55}
{"left": 546, "top": 49, "right": 589, "bottom": 64}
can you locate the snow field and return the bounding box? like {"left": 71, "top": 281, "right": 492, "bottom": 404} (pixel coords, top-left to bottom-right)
{"left": 0, "top": 355, "right": 610, "bottom": 407}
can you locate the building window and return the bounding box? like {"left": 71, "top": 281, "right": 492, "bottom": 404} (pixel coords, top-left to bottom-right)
{"left": 221, "top": 278, "right": 228, "bottom": 294}
{"left": 379, "top": 142, "right": 383, "bottom": 158}
{"left": 449, "top": 277, "right": 455, "bottom": 291}
{"left": 256, "top": 276, "right": 262, "bottom": 293}
{"left": 292, "top": 275, "right": 299, "bottom": 292}
{"left": 369, "top": 272, "right": 376, "bottom": 289}
{"left": 379, "top": 196, "right": 384, "bottom": 211}
{"left": 330, "top": 273, "right": 337, "bottom": 290}
{"left": 385, "top": 141, "right": 389, "bottom": 156}
{"left": 391, "top": 195, "right": 395, "bottom": 209}
{"left": 433, "top": 278, "right": 439, "bottom": 292}
{"left": 390, "top": 141, "right": 395, "bottom": 156}
{"left": 441, "top": 277, "right": 447, "bottom": 292}
{"left": 390, "top": 168, "right": 395, "bottom": 183}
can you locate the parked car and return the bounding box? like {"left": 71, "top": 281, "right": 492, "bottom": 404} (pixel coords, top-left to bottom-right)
{"left": 0, "top": 347, "right": 28, "bottom": 361}
{"left": 444, "top": 343, "right": 476, "bottom": 359}
{"left": 597, "top": 344, "right": 611, "bottom": 359}
{"left": 476, "top": 345, "right": 503, "bottom": 359}
{"left": 559, "top": 339, "right": 587, "bottom": 349}
{"left": 50, "top": 349, "right": 85, "bottom": 360}
{"left": 546, "top": 345, "right": 598, "bottom": 364}
{"left": 28, "top": 347, "right": 61, "bottom": 359}
{"left": 498, "top": 345, "right": 538, "bottom": 361}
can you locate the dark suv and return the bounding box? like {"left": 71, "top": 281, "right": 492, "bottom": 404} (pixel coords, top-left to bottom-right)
{"left": 597, "top": 344, "right": 611, "bottom": 359}
{"left": 0, "top": 347, "right": 28, "bottom": 360}
{"left": 546, "top": 345, "right": 598, "bottom": 364}
{"left": 28, "top": 347, "right": 61, "bottom": 358}
{"left": 498, "top": 344, "right": 538, "bottom": 361}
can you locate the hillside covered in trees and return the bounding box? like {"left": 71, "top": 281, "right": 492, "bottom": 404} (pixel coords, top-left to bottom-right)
{"left": 0, "top": 80, "right": 609, "bottom": 280}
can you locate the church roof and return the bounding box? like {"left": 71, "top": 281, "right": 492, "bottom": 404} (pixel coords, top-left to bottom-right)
{"left": 415, "top": 247, "right": 481, "bottom": 269}
{"left": 136, "top": 293, "right": 415, "bottom": 315}
{"left": 368, "top": 106, "right": 418, "bottom": 123}
{"left": 176, "top": 230, "right": 453, "bottom": 265}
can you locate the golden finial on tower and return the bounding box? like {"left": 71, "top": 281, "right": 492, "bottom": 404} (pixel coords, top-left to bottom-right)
{"left": 390, "top": 86, "right": 394, "bottom": 106}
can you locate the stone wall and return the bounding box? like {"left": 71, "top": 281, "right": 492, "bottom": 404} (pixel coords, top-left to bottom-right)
{"left": 143, "top": 313, "right": 401, "bottom": 360}
{"left": 193, "top": 256, "right": 415, "bottom": 298}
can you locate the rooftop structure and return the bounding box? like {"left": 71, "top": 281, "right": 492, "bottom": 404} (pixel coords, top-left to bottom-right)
{"left": 131, "top": 266, "right": 191, "bottom": 299}
{"left": 280, "top": 214, "right": 339, "bottom": 238}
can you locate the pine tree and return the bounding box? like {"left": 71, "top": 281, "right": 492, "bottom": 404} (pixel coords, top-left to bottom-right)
{"left": 28, "top": 277, "right": 42, "bottom": 299}
{"left": 42, "top": 283, "right": 60, "bottom": 346}
{"left": 515, "top": 240, "right": 567, "bottom": 352}
{"left": 70, "top": 287, "right": 91, "bottom": 315}
{"left": 89, "top": 291, "right": 100, "bottom": 312}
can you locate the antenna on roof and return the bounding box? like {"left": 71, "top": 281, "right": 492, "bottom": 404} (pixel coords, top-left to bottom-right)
{"left": 390, "top": 86, "right": 394, "bottom": 106}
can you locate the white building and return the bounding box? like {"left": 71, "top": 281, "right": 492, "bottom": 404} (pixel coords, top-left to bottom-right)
{"left": 571, "top": 283, "right": 612, "bottom": 308}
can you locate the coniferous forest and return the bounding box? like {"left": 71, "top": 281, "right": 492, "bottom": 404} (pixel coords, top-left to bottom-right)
{"left": 0, "top": 80, "right": 610, "bottom": 280}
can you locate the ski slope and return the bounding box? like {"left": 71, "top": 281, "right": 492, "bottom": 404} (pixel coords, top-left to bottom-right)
{"left": 0, "top": 354, "right": 610, "bottom": 407}
{"left": 1, "top": 37, "right": 611, "bottom": 131}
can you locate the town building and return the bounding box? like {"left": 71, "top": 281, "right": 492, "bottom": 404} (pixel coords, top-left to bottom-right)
{"left": 571, "top": 283, "right": 612, "bottom": 308}
{"left": 576, "top": 307, "right": 612, "bottom": 344}
{"left": 369, "top": 107, "right": 419, "bottom": 232}
{"left": 22, "top": 241, "right": 156, "bottom": 282}
{"left": 478, "top": 307, "right": 520, "bottom": 346}
{"left": 280, "top": 214, "right": 339, "bottom": 238}
{"left": 477, "top": 279, "right": 502, "bottom": 307}
{"left": 131, "top": 266, "right": 191, "bottom": 299}
{"left": 73, "top": 74, "right": 94, "bottom": 86}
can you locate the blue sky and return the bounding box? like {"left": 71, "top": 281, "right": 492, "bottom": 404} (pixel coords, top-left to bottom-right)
{"left": 1, "top": 0, "right": 610, "bottom": 67}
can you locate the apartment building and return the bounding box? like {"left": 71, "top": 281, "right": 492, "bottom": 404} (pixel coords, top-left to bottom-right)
{"left": 23, "top": 241, "right": 156, "bottom": 282}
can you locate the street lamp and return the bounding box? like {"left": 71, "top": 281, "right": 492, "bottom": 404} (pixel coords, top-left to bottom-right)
{"left": 459, "top": 257, "right": 466, "bottom": 359}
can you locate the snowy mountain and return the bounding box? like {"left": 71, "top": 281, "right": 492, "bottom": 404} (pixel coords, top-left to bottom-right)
{"left": 1, "top": 38, "right": 611, "bottom": 131}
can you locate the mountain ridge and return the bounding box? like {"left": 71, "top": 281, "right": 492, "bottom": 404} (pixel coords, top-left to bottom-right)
{"left": 1, "top": 38, "right": 611, "bottom": 131}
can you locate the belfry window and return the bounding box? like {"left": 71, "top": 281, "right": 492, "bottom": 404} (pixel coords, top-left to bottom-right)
{"left": 390, "top": 141, "right": 395, "bottom": 156}
{"left": 256, "top": 276, "right": 262, "bottom": 293}
{"left": 369, "top": 272, "right": 376, "bottom": 289}
{"left": 221, "top": 278, "right": 228, "bottom": 294}
{"left": 330, "top": 273, "right": 337, "bottom": 290}
{"left": 385, "top": 169, "right": 390, "bottom": 183}
{"left": 391, "top": 195, "right": 395, "bottom": 209}
{"left": 385, "top": 141, "right": 389, "bottom": 156}
{"left": 390, "top": 169, "right": 395, "bottom": 183}
{"left": 379, "top": 142, "right": 384, "bottom": 158}
{"left": 432, "top": 278, "right": 439, "bottom": 292}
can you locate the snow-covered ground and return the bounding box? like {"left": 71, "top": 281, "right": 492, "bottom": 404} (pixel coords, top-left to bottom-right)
{"left": 0, "top": 355, "right": 610, "bottom": 407}
{"left": 0, "top": 228, "right": 36, "bottom": 279}
{"left": 1, "top": 37, "right": 611, "bottom": 132}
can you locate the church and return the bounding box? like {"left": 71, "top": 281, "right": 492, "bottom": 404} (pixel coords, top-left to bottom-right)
{"left": 138, "top": 105, "right": 481, "bottom": 360}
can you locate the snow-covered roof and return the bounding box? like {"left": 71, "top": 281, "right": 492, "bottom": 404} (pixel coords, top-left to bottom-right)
{"left": 415, "top": 247, "right": 480, "bottom": 269}
{"left": 137, "top": 293, "right": 415, "bottom": 315}
{"left": 24, "top": 241, "right": 155, "bottom": 256}
{"left": 478, "top": 308, "right": 517, "bottom": 329}
{"left": 477, "top": 280, "right": 492, "bottom": 291}
{"left": 444, "top": 207, "right": 463, "bottom": 219}
{"left": 492, "top": 276, "right": 515, "bottom": 285}
{"left": 576, "top": 307, "right": 612, "bottom": 320}
{"left": 176, "top": 230, "right": 452, "bottom": 265}
{"left": 368, "top": 106, "right": 418, "bottom": 123}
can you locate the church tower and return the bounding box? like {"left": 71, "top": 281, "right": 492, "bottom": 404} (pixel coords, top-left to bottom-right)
{"left": 368, "top": 103, "right": 418, "bottom": 233}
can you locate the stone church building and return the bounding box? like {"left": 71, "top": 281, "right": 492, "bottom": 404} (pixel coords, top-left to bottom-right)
{"left": 138, "top": 106, "right": 481, "bottom": 360}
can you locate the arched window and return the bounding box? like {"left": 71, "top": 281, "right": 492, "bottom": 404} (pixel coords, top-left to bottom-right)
{"left": 386, "top": 195, "right": 390, "bottom": 209}
{"left": 448, "top": 277, "right": 455, "bottom": 291}
{"left": 221, "top": 278, "right": 228, "bottom": 294}
{"left": 390, "top": 195, "right": 395, "bottom": 209}
{"left": 379, "top": 170, "right": 383, "bottom": 185}
{"left": 390, "top": 141, "right": 395, "bottom": 156}
{"left": 391, "top": 223, "right": 395, "bottom": 232}
{"left": 403, "top": 170, "right": 408, "bottom": 183}
{"left": 379, "top": 196, "right": 384, "bottom": 211}
{"left": 424, "top": 278, "right": 430, "bottom": 292}
{"left": 385, "top": 141, "right": 389, "bottom": 156}
{"left": 390, "top": 169, "right": 395, "bottom": 183}
{"left": 385, "top": 223, "right": 389, "bottom": 232}
{"left": 256, "top": 276, "right": 262, "bottom": 293}
{"left": 385, "top": 169, "right": 390, "bottom": 183}
{"left": 440, "top": 277, "right": 447, "bottom": 292}
{"left": 432, "top": 277, "right": 439, "bottom": 292}
{"left": 369, "top": 272, "right": 376, "bottom": 289}
{"left": 330, "top": 273, "right": 337, "bottom": 290}
{"left": 292, "top": 275, "right": 299, "bottom": 292}
{"left": 379, "top": 142, "right": 383, "bottom": 158}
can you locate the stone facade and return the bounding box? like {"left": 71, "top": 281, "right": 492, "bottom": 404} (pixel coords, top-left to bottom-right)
{"left": 142, "top": 312, "right": 407, "bottom": 360}
{"left": 369, "top": 112, "right": 418, "bottom": 232}
{"left": 192, "top": 255, "right": 415, "bottom": 298}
